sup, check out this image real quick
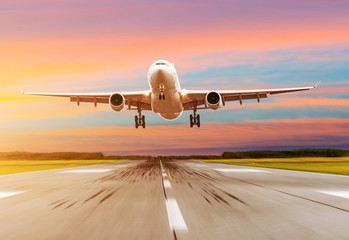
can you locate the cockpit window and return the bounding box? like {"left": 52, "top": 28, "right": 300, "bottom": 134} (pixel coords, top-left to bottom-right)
{"left": 155, "top": 62, "right": 167, "bottom": 65}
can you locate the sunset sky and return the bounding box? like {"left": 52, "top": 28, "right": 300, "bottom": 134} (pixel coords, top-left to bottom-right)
{"left": 1, "top": 0, "right": 348, "bottom": 154}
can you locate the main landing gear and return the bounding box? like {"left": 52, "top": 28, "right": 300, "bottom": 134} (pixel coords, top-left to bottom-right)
{"left": 135, "top": 115, "right": 145, "bottom": 128}
{"left": 135, "top": 104, "right": 145, "bottom": 128}
{"left": 190, "top": 106, "right": 200, "bottom": 128}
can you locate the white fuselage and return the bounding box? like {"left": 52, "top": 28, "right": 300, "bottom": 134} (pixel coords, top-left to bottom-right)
{"left": 147, "top": 60, "right": 183, "bottom": 120}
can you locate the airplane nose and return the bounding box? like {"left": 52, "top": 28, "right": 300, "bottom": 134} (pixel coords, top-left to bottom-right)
{"left": 152, "top": 68, "right": 168, "bottom": 80}
{"left": 155, "top": 69, "right": 164, "bottom": 76}
{"left": 150, "top": 68, "right": 174, "bottom": 86}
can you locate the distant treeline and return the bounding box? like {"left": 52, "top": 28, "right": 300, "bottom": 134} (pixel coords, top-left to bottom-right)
{"left": 104, "top": 155, "right": 222, "bottom": 160}
{"left": 221, "top": 149, "right": 349, "bottom": 159}
{"left": 0, "top": 149, "right": 348, "bottom": 160}
{"left": 0, "top": 152, "right": 104, "bottom": 160}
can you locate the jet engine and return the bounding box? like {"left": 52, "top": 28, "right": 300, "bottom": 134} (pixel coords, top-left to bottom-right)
{"left": 109, "top": 93, "right": 125, "bottom": 111}
{"left": 205, "top": 91, "right": 222, "bottom": 110}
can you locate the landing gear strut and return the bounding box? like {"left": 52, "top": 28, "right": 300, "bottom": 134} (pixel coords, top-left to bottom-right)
{"left": 135, "top": 104, "right": 145, "bottom": 128}
{"left": 190, "top": 105, "right": 200, "bottom": 128}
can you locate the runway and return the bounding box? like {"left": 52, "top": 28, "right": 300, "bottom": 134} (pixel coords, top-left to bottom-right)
{"left": 0, "top": 160, "right": 348, "bottom": 240}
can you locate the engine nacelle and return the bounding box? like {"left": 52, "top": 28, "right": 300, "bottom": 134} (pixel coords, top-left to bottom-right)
{"left": 109, "top": 93, "right": 125, "bottom": 111}
{"left": 205, "top": 91, "right": 222, "bottom": 110}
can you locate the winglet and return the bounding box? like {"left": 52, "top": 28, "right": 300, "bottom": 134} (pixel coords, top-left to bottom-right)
{"left": 314, "top": 81, "right": 321, "bottom": 88}
{"left": 18, "top": 87, "right": 24, "bottom": 94}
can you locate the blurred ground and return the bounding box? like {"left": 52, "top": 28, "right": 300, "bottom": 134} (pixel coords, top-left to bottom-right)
{"left": 0, "top": 160, "right": 119, "bottom": 175}
{"left": 0, "top": 160, "right": 348, "bottom": 240}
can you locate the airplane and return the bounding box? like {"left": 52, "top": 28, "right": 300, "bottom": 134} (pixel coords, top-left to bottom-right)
{"left": 20, "top": 59, "right": 320, "bottom": 128}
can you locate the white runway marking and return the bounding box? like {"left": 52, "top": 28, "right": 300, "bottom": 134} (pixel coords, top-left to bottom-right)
{"left": 0, "top": 191, "right": 25, "bottom": 199}
{"left": 62, "top": 169, "right": 112, "bottom": 173}
{"left": 317, "top": 190, "right": 349, "bottom": 199}
{"left": 163, "top": 179, "right": 171, "bottom": 188}
{"left": 215, "top": 168, "right": 268, "bottom": 173}
{"left": 162, "top": 173, "right": 167, "bottom": 177}
{"left": 165, "top": 199, "right": 187, "bottom": 231}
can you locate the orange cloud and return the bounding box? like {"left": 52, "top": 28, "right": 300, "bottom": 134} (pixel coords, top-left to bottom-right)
{"left": 1, "top": 27, "right": 349, "bottom": 86}
{"left": 2, "top": 118, "right": 347, "bottom": 154}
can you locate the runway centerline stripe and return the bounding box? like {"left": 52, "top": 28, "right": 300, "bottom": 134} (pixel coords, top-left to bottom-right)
{"left": 0, "top": 191, "right": 25, "bottom": 199}
{"left": 160, "top": 160, "right": 188, "bottom": 236}
{"left": 62, "top": 169, "right": 112, "bottom": 173}
{"left": 163, "top": 179, "right": 171, "bottom": 188}
{"left": 317, "top": 190, "right": 349, "bottom": 199}
{"left": 165, "top": 198, "right": 188, "bottom": 231}
{"left": 215, "top": 169, "right": 268, "bottom": 173}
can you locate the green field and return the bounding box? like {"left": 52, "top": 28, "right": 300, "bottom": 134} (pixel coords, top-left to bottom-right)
{"left": 0, "top": 159, "right": 120, "bottom": 175}
{"left": 202, "top": 157, "right": 349, "bottom": 176}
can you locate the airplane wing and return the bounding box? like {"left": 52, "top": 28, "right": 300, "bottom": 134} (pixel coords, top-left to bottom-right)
{"left": 19, "top": 88, "right": 152, "bottom": 110}
{"left": 181, "top": 82, "right": 320, "bottom": 110}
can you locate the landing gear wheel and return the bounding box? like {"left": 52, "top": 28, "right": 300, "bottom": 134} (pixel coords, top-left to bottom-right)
{"left": 135, "top": 103, "right": 145, "bottom": 129}
{"left": 159, "top": 92, "right": 165, "bottom": 100}
{"left": 135, "top": 116, "right": 139, "bottom": 128}
{"left": 189, "top": 102, "right": 201, "bottom": 128}
{"left": 142, "top": 115, "right": 145, "bottom": 128}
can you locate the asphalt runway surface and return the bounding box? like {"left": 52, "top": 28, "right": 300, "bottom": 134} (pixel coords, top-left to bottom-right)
{"left": 0, "top": 160, "right": 349, "bottom": 240}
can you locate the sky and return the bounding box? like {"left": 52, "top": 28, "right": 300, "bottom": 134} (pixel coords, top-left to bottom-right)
{"left": 1, "top": 0, "right": 348, "bottom": 155}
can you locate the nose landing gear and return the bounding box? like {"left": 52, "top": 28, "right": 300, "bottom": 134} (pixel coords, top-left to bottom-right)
{"left": 159, "top": 91, "right": 165, "bottom": 100}
{"left": 159, "top": 85, "right": 165, "bottom": 100}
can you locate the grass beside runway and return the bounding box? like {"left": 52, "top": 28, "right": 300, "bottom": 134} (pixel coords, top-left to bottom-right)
{"left": 202, "top": 157, "right": 349, "bottom": 176}
{"left": 0, "top": 160, "right": 121, "bottom": 175}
